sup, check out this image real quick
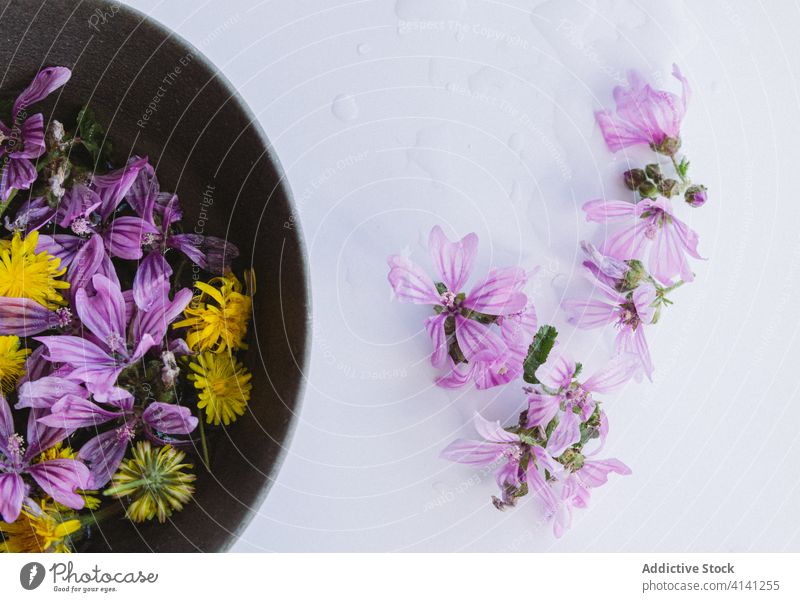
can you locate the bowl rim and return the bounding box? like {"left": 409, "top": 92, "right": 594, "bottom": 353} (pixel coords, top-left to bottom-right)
{"left": 87, "top": 0, "right": 313, "bottom": 551}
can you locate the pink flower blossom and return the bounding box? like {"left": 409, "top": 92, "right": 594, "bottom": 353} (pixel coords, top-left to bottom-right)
{"left": 562, "top": 275, "right": 657, "bottom": 380}
{"left": 583, "top": 196, "right": 702, "bottom": 286}
{"left": 440, "top": 413, "right": 558, "bottom": 511}
{"left": 527, "top": 350, "right": 639, "bottom": 442}
{"left": 436, "top": 304, "right": 537, "bottom": 389}
{"left": 595, "top": 64, "right": 689, "bottom": 154}
{"left": 388, "top": 226, "right": 528, "bottom": 387}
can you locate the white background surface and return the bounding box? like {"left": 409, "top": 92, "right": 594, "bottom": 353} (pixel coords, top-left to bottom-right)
{"left": 120, "top": 0, "right": 800, "bottom": 551}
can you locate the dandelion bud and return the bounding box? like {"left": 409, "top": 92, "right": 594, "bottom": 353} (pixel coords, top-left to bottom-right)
{"left": 623, "top": 168, "right": 646, "bottom": 190}
{"left": 685, "top": 184, "right": 707, "bottom": 208}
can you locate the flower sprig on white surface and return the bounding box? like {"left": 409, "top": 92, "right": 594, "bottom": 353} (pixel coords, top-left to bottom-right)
{"left": 388, "top": 65, "right": 707, "bottom": 537}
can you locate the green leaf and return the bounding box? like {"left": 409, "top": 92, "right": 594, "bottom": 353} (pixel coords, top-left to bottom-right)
{"left": 677, "top": 157, "right": 690, "bottom": 179}
{"left": 76, "top": 105, "right": 111, "bottom": 165}
{"left": 522, "top": 325, "right": 558, "bottom": 384}
{"left": 435, "top": 282, "right": 447, "bottom": 295}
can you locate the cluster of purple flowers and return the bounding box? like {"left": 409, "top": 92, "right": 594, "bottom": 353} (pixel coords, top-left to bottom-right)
{"left": 388, "top": 64, "right": 706, "bottom": 537}
{"left": 0, "top": 67, "right": 240, "bottom": 532}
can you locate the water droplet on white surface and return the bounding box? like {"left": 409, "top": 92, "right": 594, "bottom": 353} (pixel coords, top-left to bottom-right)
{"left": 357, "top": 42, "right": 371, "bottom": 55}
{"left": 331, "top": 94, "right": 359, "bottom": 122}
{"left": 508, "top": 132, "right": 524, "bottom": 152}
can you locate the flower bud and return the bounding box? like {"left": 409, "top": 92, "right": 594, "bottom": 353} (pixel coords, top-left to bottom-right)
{"left": 644, "top": 163, "right": 662, "bottom": 182}
{"left": 654, "top": 136, "right": 681, "bottom": 156}
{"left": 623, "top": 168, "right": 647, "bottom": 191}
{"left": 685, "top": 184, "right": 707, "bottom": 208}
{"left": 621, "top": 259, "right": 647, "bottom": 291}
{"left": 658, "top": 178, "right": 678, "bottom": 198}
{"left": 637, "top": 180, "right": 658, "bottom": 199}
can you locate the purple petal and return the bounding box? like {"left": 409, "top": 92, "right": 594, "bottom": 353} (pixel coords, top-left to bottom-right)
{"left": 34, "top": 335, "right": 121, "bottom": 394}
{"left": 57, "top": 184, "right": 102, "bottom": 227}
{"left": 582, "top": 353, "right": 640, "bottom": 394}
{"left": 463, "top": 267, "right": 528, "bottom": 315}
{"left": 125, "top": 157, "right": 158, "bottom": 221}
{"left": 1, "top": 156, "right": 37, "bottom": 198}
{"left": 142, "top": 402, "right": 198, "bottom": 435}
{"left": 0, "top": 297, "right": 58, "bottom": 336}
{"left": 103, "top": 216, "right": 158, "bottom": 260}
{"left": 0, "top": 473, "right": 26, "bottom": 523}
{"left": 615, "top": 327, "right": 653, "bottom": 381}
{"left": 25, "top": 408, "right": 67, "bottom": 457}
{"left": 526, "top": 393, "right": 561, "bottom": 428}
{"left": 12, "top": 66, "right": 71, "bottom": 118}
{"left": 427, "top": 226, "right": 478, "bottom": 293}
{"left": 66, "top": 234, "right": 105, "bottom": 300}
{"left": 36, "top": 234, "right": 83, "bottom": 268}
{"left": 39, "top": 395, "right": 122, "bottom": 430}
{"left": 17, "top": 376, "right": 87, "bottom": 409}
{"left": 91, "top": 156, "right": 148, "bottom": 220}
{"left": 440, "top": 439, "right": 505, "bottom": 466}
{"left": 562, "top": 298, "right": 617, "bottom": 329}
{"left": 582, "top": 199, "right": 637, "bottom": 223}
{"left": 579, "top": 458, "right": 631, "bottom": 487}
{"left": 546, "top": 409, "right": 581, "bottom": 457}
{"left": 10, "top": 113, "right": 45, "bottom": 159}
{"left": 424, "top": 313, "right": 448, "bottom": 368}
{"left": 132, "top": 288, "right": 192, "bottom": 347}
{"left": 77, "top": 429, "right": 130, "bottom": 489}
{"left": 526, "top": 462, "right": 557, "bottom": 516}
{"left": 133, "top": 252, "right": 172, "bottom": 311}
{"left": 595, "top": 110, "right": 650, "bottom": 152}
{"left": 27, "top": 458, "right": 90, "bottom": 509}
{"left": 168, "top": 234, "right": 240, "bottom": 276}
{"left": 75, "top": 274, "right": 127, "bottom": 349}
{"left": 454, "top": 314, "right": 506, "bottom": 360}
{"left": 0, "top": 393, "right": 13, "bottom": 442}
{"left": 473, "top": 412, "right": 519, "bottom": 444}
{"left": 387, "top": 255, "right": 439, "bottom": 305}
{"left": 535, "top": 350, "right": 576, "bottom": 391}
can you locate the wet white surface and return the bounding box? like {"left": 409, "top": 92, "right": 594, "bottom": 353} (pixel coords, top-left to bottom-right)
{"left": 122, "top": 0, "right": 800, "bottom": 552}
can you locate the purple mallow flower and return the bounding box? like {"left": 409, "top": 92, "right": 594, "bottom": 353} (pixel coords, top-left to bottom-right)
{"left": 595, "top": 64, "right": 689, "bottom": 155}
{"left": 0, "top": 393, "right": 90, "bottom": 522}
{"left": 388, "top": 226, "right": 529, "bottom": 388}
{"left": 440, "top": 413, "right": 559, "bottom": 511}
{"left": 0, "top": 67, "right": 71, "bottom": 200}
{"left": 35, "top": 272, "right": 191, "bottom": 400}
{"left": 126, "top": 158, "right": 239, "bottom": 275}
{"left": 527, "top": 350, "right": 638, "bottom": 453}
{"left": 437, "top": 303, "right": 537, "bottom": 389}
{"left": 583, "top": 196, "right": 702, "bottom": 286}
{"left": 563, "top": 272, "right": 657, "bottom": 380}
{"left": 38, "top": 388, "right": 197, "bottom": 488}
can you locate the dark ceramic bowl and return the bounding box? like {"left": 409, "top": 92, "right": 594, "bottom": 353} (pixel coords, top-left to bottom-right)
{"left": 0, "top": 0, "right": 309, "bottom": 551}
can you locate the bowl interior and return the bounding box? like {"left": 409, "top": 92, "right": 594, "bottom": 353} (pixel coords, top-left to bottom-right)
{"left": 0, "top": 0, "right": 309, "bottom": 551}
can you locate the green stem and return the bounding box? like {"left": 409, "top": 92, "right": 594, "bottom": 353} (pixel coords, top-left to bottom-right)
{"left": 662, "top": 279, "right": 686, "bottom": 295}
{"left": 198, "top": 416, "right": 211, "bottom": 470}
{"left": 79, "top": 503, "right": 122, "bottom": 528}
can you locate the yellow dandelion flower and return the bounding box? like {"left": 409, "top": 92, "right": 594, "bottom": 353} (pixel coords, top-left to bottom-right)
{"left": 187, "top": 351, "right": 252, "bottom": 426}
{"left": 0, "top": 499, "right": 81, "bottom": 553}
{"left": 0, "top": 230, "right": 69, "bottom": 309}
{"left": 104, "top": 442, "right": 196, "bottom": 524}
{"left": 172, "top": 271, "right": 253, "bottom": 353}
{"left": 0, "top": 335, "right": 30, "bottom": 393}
{"left": 35, "top": 444, "right": 100, "bottom": 510}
